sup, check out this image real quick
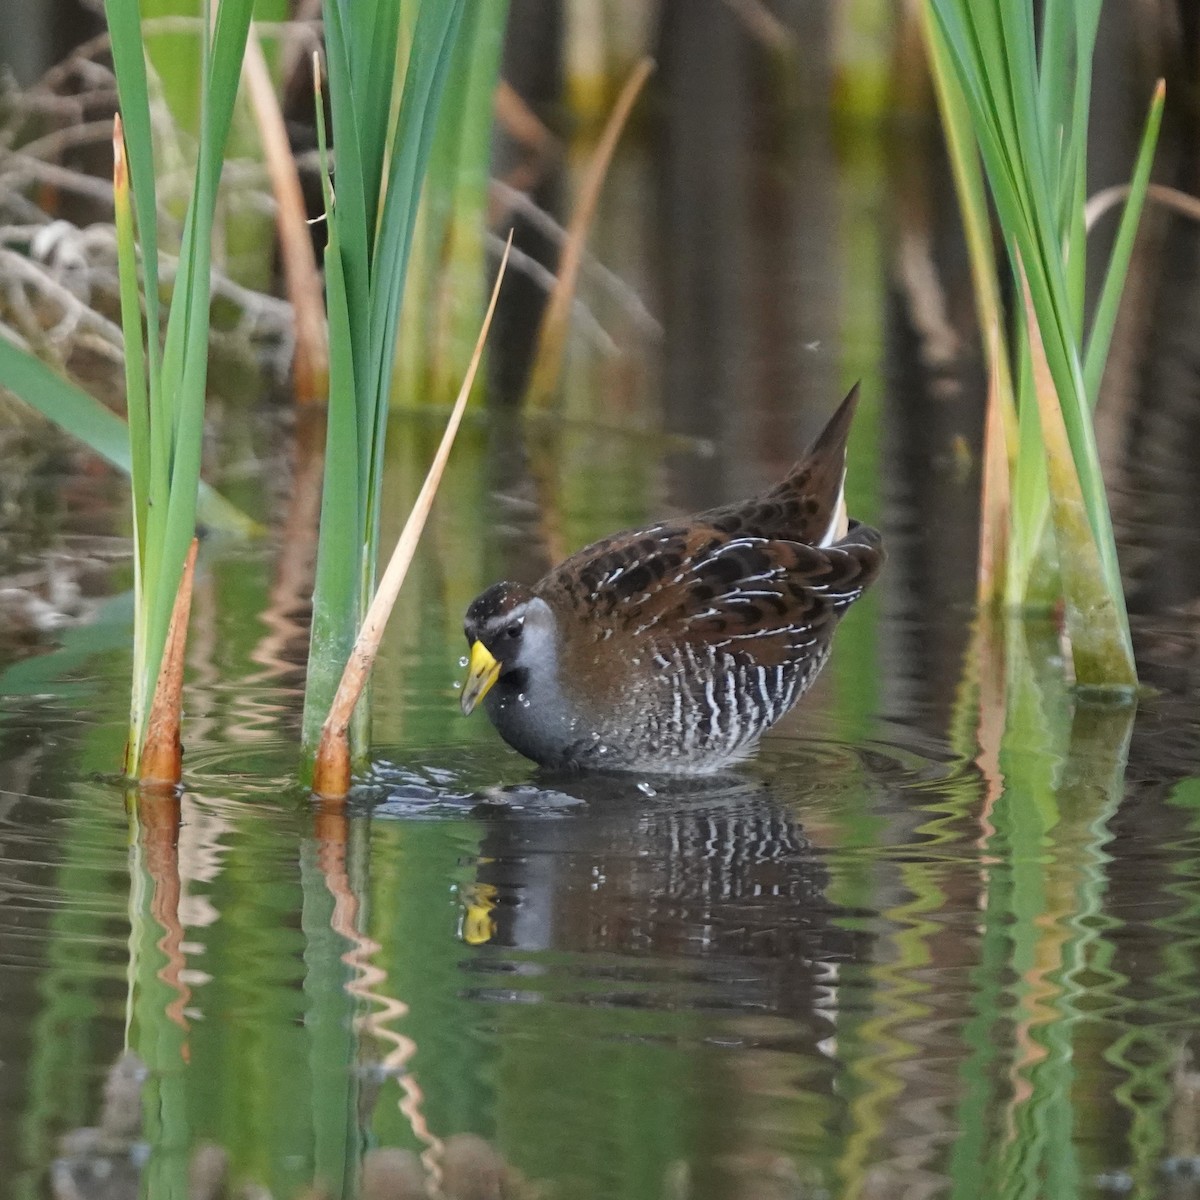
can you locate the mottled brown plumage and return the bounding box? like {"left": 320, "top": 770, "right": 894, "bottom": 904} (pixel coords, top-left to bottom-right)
{"left": 461, "top": 386, "right": 883, "bottom": 774}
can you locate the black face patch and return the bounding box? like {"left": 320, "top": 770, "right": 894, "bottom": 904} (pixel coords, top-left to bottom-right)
{"left": 464, "top": 581, "right": 533, "bottom": 640}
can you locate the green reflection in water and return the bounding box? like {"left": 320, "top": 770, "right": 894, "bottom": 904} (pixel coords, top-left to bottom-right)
{"left": 7, "top": 557, "right": 1200, "bottom": 1200}
{"left": 947, "top": 620, "right": 1136, "bottom": 1200}
{"left": 128, "top": 796, "right": 191, "bottom": 1200}
{"left": 15, "top": 796, "right": 128, "bottom": 1200}
{"left": 363, "top": 818, "right": 492, "bottom": 1148}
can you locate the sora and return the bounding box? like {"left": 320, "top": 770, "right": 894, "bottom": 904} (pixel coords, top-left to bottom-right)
{"left": 460, "top": 386, "right": 883, "bottom": 774}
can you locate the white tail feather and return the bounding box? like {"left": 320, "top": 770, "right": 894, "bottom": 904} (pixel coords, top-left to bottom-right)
{"left": 820, "top": 470, "right": 848, "bottom": 547}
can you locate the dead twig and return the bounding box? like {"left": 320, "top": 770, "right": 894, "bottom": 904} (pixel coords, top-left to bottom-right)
{"left": 138, "top": 538, "right": 199, "bottom": 787}
{"left": 1086, "top": 181, "right": 1200, "bottom": 231}
{"left": 524, "top": 57, "right": 654, "bottom": 409}
{"left": 242, "top": 25, "right": 328, "bottom": 403}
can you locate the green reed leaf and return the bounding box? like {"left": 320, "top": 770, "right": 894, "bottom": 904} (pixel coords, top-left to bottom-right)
{"left": 99, "top": 0, "right": 257, "bottom": 772}
{"left": 105, "top": 0, "right": 162, "bottom": 416}
{"left": 927, "top": 0, "right": 1148, "bottom": 687}
{"left": 302, "top": 0, "right": 471, "bottom": 765}
{"left": 301, "top": 59, "right": 364, "bottom": 758}
{"left": 112, "top": 122, "right": 149, "bottom": 564}
{"left": 1083, "top": 81, "right": 1165, "bottom": 404}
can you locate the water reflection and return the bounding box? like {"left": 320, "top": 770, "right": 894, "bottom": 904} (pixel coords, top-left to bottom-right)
{"left": 5, "top": 664, "right": 1200, "bottom": 1199}
{"left": 51, "top": 1053, "right": 149, "bottom": 1200}
{"left": 405, "top": 758, "right": 878, "bottom": 1200}
{"left": 461, "top": 772, "right": 861, "bottom": 1017}
{"left": 50, "top": 1052, "right": 543, "bottom": 1200}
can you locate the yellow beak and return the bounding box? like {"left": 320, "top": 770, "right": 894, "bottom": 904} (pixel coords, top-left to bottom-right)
{"left": 460, "top": 640, "right": 501, "bottom": 715}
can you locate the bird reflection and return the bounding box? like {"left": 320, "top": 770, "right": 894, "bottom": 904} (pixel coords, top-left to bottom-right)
{"left": 459, "top": 771, "right": 866, "bottom": 1022}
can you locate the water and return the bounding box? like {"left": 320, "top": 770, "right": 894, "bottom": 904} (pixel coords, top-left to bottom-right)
{"left": 5, "top": 613, "right": 1200, "bottom": 1199}
{"left": 5, "top": 16, "right": 1200, "bottom": 1200}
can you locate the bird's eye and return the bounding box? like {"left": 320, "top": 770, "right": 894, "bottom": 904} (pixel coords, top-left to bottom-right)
{"left": 505, "top": 621, "right": 523, "bottom": 640}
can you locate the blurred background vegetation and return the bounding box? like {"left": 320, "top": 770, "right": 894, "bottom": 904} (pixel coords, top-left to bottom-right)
{"left": 1, "top": 3, "right": 1200, "bottom": 1200}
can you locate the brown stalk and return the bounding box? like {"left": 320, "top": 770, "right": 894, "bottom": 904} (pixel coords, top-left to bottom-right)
{"left": 494, "top": 80, "right": 555, "bottom": 162}
{"left": 490, "top": 87, "right": 560, "bottom": 207}
{"left": 1085, "top": 181, "right": 1200, "bottom": 232}
{"left": 139, "top": 538, "right": 198, "bottom": 787}
{"left": 524, "top": 57, "right": 654, "bottom": 410}
{"left": 976, "top": 324, "right": 1012, "bottom": 608}
{"left": 723, "top": 0, "right": 795, "bottom": 54}
{"left": 311, "top": 235, "right": 514, "bottom": 800}
{"left": 243, "top": 25, "right": 328, "bottom": 404}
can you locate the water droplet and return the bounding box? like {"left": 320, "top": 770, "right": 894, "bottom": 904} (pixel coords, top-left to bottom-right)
{"left": 598, "top": 744, "right": 608, "bottom": 754}
{"left": 458, "top": 655, "right": 468, "bottom": 668}
{"left": 452, "top": 680, "right": 462, "bottom": 690}
{"left": 636, "top": 781, "right": 656, "bottom": 797}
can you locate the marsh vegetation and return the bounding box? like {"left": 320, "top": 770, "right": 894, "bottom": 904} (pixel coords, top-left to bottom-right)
{"left": 0, "top": 3, "right": 1199, "bottom": 1198}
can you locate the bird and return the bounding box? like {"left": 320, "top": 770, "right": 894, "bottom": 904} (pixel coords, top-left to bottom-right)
{"left": 460, "top": 385, "right": 883, "bottom": 774}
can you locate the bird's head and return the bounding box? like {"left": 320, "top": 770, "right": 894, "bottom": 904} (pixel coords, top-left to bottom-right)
{"left": 460, "top": 582, "right": 557, "bottom": 715}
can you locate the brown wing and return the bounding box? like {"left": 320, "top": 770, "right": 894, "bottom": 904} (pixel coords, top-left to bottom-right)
{"left": 630, "top": 524, "right": 882, "bottom": 672}
{"left": 535, "top": 387, "right": 864, "bottom": 619}
{"left": 533, "top": 520, "right": 695, "bottom": 620}
{"left": 538, "top": 519, "right": 882, "bottom": 672}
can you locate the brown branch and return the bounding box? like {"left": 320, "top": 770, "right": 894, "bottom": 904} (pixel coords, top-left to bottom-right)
{"left": 243, "top": 26, "right": 328, "bottom": 404}
{"left": 139, "top": 539, "right": 198, "bottom": 786}
{"left": 524, "top": 58, "right": 654, "bottom": 409}
{"left": 1085, "top": 181, "right": 1200, "bottom": 231}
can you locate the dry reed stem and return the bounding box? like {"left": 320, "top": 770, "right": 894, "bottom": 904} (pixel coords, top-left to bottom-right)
{"left": 139, "top": 538, "right": 198, "bottom": 786}
{"left": 494, "top": 80, "right": 556, "bottom": 161}
{"left": 243, "top": 26, "right": 328, "bottom": 404}
{"left": 310, "top": 235, "right": 514, "bottom": 800}
{"left": 525, "top": 57, "right": 654, "bottom": 410}
{"left": 724, "top": 0, "right": 795, "bottom": 53}
{"left": 491, "top": 84, "right": 561, "bottom": 220}
{"left": 1085, "top": 181, "right": 1200, "bottom": 231}
{"left": 977, "top": 325, "right": 1012, "bottom": 607}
